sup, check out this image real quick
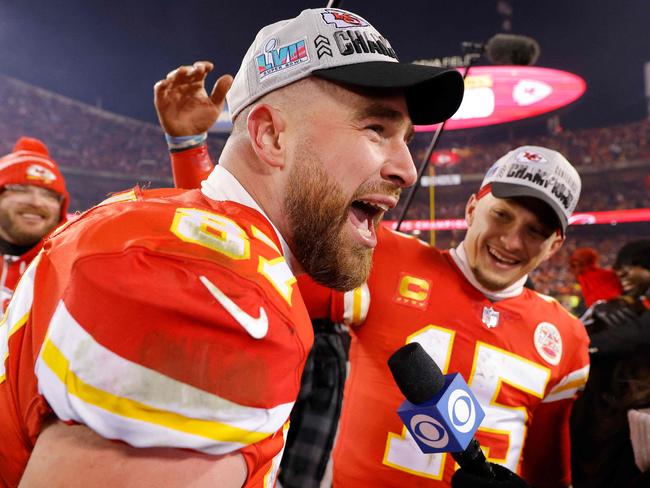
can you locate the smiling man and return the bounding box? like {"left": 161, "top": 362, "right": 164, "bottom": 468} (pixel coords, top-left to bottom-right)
{"left": 0, "top": 137, "right": 68, "bottom": 311}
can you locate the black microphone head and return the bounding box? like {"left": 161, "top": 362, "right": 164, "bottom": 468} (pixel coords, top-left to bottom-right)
{"left": 485, "top": 33, "right": 540, "bottom": 66}
{"left": 388, "top": 343, "right": 445, "bottom": 404}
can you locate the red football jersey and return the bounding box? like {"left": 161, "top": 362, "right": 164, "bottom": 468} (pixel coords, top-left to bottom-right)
{"left": 301, "top": 226, "right": 590, "bottom": 487}
{"left": 0, "top": 187, "right": 312, "bottom": 487}
{"left": 0, "top": 245, "right": 41, "bottom": 313}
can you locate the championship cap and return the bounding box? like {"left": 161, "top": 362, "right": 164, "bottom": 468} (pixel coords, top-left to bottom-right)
{"left": 227, "top": 8, "right": 465, "bottom": 124}
{"left": 0, "top": 137, "right": 70, "bottom": 221}
{"left": 480, "top": 146, "right": 581, "bottom": 234}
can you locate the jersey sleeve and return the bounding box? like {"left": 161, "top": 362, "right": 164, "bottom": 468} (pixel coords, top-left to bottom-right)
{"left": 521, "top": 307, "right": 590, "bottom": 487}
{"left": 34, "top": 246, "right": 305, "bottom": 457}
{"left": 296, "top": 275, "right": 370, "bottom": 326}
{"left": 170, "top": 142, "right": 215, "bottom": 189}
{"left": 339, "top": 283, "right": 370, "bottom": 326}
{"left": 521, "top": 399, "right": 573, "bottom": 487}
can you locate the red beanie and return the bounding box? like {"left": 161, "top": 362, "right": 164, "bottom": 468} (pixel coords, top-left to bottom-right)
{"left": 0, "top": 137, "right": 70, "bottom": 221}
{"left": 570, "top": 247, "right": 598, "bottom": 268}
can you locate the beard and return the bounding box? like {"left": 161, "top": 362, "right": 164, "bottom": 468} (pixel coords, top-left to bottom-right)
{"left": 284, "top": 145, "right": 373, "bottom": 292}
{"left": 0, "top": 206, "right": 59, "bottom": 247}
{"left": 470, "top": 265, "right": 513, "bottom": 291}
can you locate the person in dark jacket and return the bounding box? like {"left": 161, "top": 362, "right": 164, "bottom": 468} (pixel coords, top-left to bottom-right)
{"left": 571, "top": 239, "right": 650, "bottom": 488}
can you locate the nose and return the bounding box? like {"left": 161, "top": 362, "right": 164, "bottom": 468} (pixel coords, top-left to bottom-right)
{"left": 500, "top": 225, "right": 525, "bottom": 252}
{"left": 25, "top": 190, "right": 48, "bottom": 206}
{"left": 380, "top": 140, "right": 417, "bottom": 188}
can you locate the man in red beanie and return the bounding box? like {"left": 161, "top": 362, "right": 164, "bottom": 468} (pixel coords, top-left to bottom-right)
{"left": 0, "top": 137, "right": 69, "bottom": 311}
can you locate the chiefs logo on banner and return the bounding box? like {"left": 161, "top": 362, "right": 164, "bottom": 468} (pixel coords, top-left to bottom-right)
{"left": 415, "top": 66, "right": 586, "bottom": 132}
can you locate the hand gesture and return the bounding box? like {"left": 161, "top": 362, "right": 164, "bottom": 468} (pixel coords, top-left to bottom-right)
{"left": 154, "top": 61, "right": 233, "bottom": 136}
{"left": 590, "top": 299, "right": 639, "bottom": 331}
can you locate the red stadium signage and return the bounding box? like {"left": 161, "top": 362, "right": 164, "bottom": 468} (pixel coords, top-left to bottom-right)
{"left": 415, "top": 66, "right": 586, "bottom": 132}
{"left": 384, "top": 208, "right": 650, "bottom": 232}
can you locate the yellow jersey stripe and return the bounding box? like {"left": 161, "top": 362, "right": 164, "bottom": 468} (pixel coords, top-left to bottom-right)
{"left": 41, "top": 338, "right": 272, "bottom": 446}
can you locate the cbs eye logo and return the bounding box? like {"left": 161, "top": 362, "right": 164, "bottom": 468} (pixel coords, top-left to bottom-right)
{"left": 447, "top": 389, "right": 476, "bottom": 433}
{"left": 409, "top": 414, "right": 450, "bottom": 448}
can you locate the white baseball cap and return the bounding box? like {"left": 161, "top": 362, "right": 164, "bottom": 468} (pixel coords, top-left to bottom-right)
{"left": 227, "top": 8, "right": 464, "bottom": 125}
{"left": 480, "top": 146, "right": 581, "bottom": 234}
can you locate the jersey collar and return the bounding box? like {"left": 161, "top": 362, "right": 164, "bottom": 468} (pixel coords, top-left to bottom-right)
{"left": 201, "top": 165, "right": 298, "bottom": 274}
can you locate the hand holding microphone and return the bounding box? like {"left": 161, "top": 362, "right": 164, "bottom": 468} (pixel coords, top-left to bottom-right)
{"left": 388, "top": 343, "right": 530, "bottom": 487}
{"left": 452, "top": 462, "right": 530, "bottom": 488}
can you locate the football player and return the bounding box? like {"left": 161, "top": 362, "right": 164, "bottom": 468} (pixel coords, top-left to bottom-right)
{"left": 306, "top": 146, "right": 589, "bottom": 488}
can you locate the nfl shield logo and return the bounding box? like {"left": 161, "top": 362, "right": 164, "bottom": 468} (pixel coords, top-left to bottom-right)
{"left": 482, "top": 306, "right": 500, "bottom": 328}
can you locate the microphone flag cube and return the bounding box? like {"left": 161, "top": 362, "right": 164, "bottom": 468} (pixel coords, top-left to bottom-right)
{"left": 396, "top": 373, "right": 485, "bottom": 453}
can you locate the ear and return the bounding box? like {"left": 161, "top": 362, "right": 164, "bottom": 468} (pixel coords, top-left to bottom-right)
{"left": 465, "top": 194, "right": 478, "bottom": 226}
{"left": 247, "top": 104, "right": 287, "bottom": 168}
{"left": 542, "top": 233, "right": 565, "bottom": 262}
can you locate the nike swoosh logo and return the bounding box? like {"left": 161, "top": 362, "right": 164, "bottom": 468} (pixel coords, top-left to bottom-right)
{"left": 199, "top": 275, "right": 269, "bottom": 339}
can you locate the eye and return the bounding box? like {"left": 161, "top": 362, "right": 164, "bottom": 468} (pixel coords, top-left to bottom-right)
{"left": 365, "top": 124, "right": 385, "bottom": 136}
{"left": 528, "top": 226, "right": 552, "bottom": 240}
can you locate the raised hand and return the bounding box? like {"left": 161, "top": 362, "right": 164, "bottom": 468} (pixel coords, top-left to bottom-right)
{"left": 154, "top": 60, "right": 233, "bottom": 136}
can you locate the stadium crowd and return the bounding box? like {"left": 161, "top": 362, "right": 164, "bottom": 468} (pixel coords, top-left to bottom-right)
{"left": 0, "top": 75, "right": 227, "bottom": 181}
{"left": 412, "top": 117, "right": 650, "bottom": 174}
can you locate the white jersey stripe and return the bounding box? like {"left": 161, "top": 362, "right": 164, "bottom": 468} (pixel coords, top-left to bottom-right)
{"left": 343, "top": 283, "right": 370, "bottom": 326}
{"left": 543, "top": 364, "right": 590, "bottom": 403}
{"left": 35, "top": 361, "right": 249, "bottom": 455}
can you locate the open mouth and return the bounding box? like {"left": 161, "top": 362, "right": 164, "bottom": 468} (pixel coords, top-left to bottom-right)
{"left": 487, "top": 245, "right": 521, "bottom": 267}
{"left": 348, "top": 199, "right": 390, "bottom": 246}
{"left": 18, "top": 211, "right": 48, "bottom": 223}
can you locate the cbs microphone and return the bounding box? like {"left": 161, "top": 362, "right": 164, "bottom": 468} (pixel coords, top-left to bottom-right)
{"left": 388, "top": 342, "right": 494, "bottom": 478}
